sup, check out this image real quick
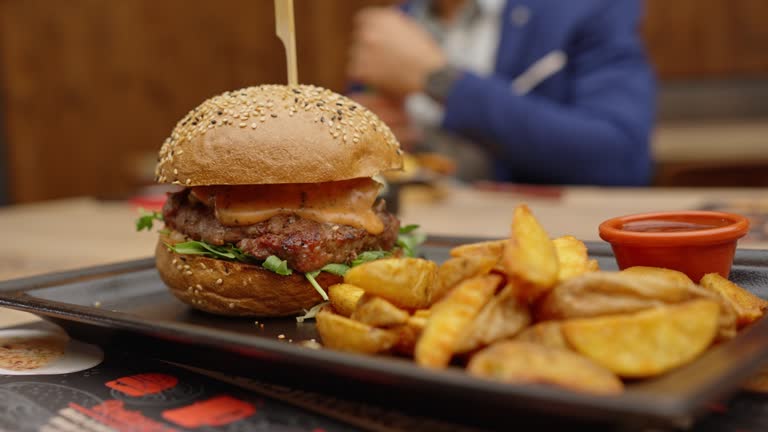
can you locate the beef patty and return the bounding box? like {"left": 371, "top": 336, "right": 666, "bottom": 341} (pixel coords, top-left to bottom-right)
{"left": 162, "top": 189, "right": 399, "bottom": 272}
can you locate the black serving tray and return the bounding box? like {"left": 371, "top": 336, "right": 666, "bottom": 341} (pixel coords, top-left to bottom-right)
{"left": 2, "top": 237, "right": 768, "bottom": 431}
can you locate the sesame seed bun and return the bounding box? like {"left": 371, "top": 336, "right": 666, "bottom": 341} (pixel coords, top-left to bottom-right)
{"left": 155, "top": 84, "right": 403, "bottom": 186}
{"left": 155, "top": 234, "right": 342, "bottom": 317}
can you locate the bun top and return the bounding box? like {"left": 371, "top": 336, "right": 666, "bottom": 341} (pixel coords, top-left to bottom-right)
{"left": 155, "top": 84, "right": 403, "bottom": 186}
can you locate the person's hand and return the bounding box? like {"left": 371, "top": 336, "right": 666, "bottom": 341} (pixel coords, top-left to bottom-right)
{"left": 348, "top": 92, "right": 422, "bottom": 150}
{"left": 348, "top": 7, "right": 447, "bottom": 97}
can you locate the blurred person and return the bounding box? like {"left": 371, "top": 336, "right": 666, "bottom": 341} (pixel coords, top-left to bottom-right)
{"left": 347, "top": 0, "right": 655, "bottom": 186}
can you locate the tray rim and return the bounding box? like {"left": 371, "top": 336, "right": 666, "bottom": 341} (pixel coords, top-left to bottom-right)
{"left": 1, "top": 236, "right": 768, "bottom": 428}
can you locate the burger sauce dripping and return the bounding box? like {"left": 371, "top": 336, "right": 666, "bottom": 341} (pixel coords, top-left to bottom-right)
{"left": 190, "top": 178, "right": 385, "bottom": 235}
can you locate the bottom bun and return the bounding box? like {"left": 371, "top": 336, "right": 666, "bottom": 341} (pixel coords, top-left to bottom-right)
{"left": 155, "top": 237, "right": 341, "bottom": 317}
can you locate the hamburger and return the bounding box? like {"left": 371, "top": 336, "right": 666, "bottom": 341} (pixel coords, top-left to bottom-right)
{"left": 139, "top": 84, "right": 410, "bottom": 317}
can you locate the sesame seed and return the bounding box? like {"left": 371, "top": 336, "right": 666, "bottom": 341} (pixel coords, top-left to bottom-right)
{"left": 228, "top": 303, "right": 235, "bottom": 309}
{"left": 216, "top": 278, "right": 223, "bottom": 285}
{"left": 278, "top": 334, "right": 286, "bottom": 339}
{"left": 195, "top": 284, "right": 202, "bottom": 290}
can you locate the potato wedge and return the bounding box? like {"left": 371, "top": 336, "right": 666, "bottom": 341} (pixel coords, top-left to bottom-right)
{"left": 562, "top": 300, "right": 720, "bottom": 378}
{"left": 502, "top": 205, "right": 559, "bottom": 301}
{"left": 344, "top": 258, "right": 438, "bottom": 309}
{"left": 316, "top": 306, "right": 398, "bottom": 354}
{"left": 351, "top": 294, "right": 410, "bottom": 328}
{"left": 621, "top": 268, "right": 738, "bottom": 340}
{"left": 621, "top": 266, "right": 694, "bottom": 285}
{"left": 553, "top": 236, "right": 594, "bottom": 282}
{"left": 392, "top": 315, "right": 428, "bottom": 357}
{"left": 450, "top": 239, "right": 506, "bottom": 259}
{"left": 514, "top": 321, "right": 569, "bottom": 350}
{"left": 700, "top": 273, "right": 768, "bottom": 328}
{"left": 467, "top": 341, "right": 623, "bottom": 395}
{"left": 415, "top": 274, "right": 502, "bottom": 368}
{"left": 536, "top": 271, "right": 701, "bottom": 321}
{"left": 434, "top": 254, "right": 498, "bottom": 302}
{"left": 328, "top": 283, "right": 365, "bottom": 317}
{"left": 537, "top": 264, "right": 737, "bottom": 341}
{"left": 456, "top": 283, "right": 531, "bottom": 353}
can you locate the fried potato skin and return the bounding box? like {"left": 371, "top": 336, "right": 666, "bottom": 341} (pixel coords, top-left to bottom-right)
{"left": 450, "top": 240, "right": 506, "bottom": 259}
{"left": 562, "top": 300, "right": 720, "bottom": 378}
{"left": 392, "top": 315, "right": 428, "bottom": 357}
{"left": 700, "top": 273, "right": 768, "bottom": 328}
{"left": 621, "top": 266, "right": 694, "bottom": 285}
{"left": 415, "top": 274, "right": 502, "bottom": 368}
{"left": 467, "top": 341, "right": 623, "bottom": 395}
{"left": 456, "top": 283, "right": 531, "bottom": 353}
{"left": 316, "top": 306, "right": 399, "bottom": 354}
{"left": 434, "top": 255, "right": 498, "bottom": 302}
{"left": 553, "top": 236, "right": 595, "bottom": 282}
{"left": 344, "top": 258, "right": 438, "bottom": 309}
{"left": 351, "top": 294, "right": 410, "bottom": 328}
{"left": 328, "top": 283, "right": 365, "bottom": 317}
{"left": 514, "top": 321, "right": 569, "bottom": 350}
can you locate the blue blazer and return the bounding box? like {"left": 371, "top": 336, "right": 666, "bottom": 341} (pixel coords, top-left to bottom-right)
{"left": 405, "top": 0, "right": 655, "bottom": 186}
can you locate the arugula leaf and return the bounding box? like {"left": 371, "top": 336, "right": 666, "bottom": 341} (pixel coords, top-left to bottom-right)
{"left": 262, "top": 255, "right": 293, "bottom": 275}
{"left": 352, "top": 250, "right": 392, "bottom": 266}
{"left": 166, "top": 240, "right": 253, "bottom": 263}
{"left": 304, "top": 272, "right": 330, "bottom": 301}
{"left": 296, "top": 301, "right": 329, "bottom": 323}
{"left": 396, "top": 225, "right": 427, "bottom": 257}
{"left": 136, "top": 209, "right": 164, "bottom": 232}
{"left": 318, "top": 263, "right": 351, "bottom": 276}
{"left": 399, "top": 224, "right": 420, "bottom": 234}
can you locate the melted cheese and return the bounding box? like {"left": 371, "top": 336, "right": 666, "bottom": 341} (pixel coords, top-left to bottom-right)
{"left": 190, "top": 178, "right": 384, "bottom": 234}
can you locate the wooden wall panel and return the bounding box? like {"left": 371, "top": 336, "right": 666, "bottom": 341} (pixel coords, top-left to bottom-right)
{"left": 643, "top": 0, "right": 768, "bottom": 78}
{"left": 0, "top": 0, "right": 392, "bottom": 203}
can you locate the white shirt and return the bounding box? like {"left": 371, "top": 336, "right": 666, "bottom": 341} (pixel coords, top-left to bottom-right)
{"left": 405, "top": 0, "right": 506, "bottom": 128}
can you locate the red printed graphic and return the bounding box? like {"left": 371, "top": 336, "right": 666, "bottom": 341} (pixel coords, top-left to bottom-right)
{"left": 106, "top": 373, "right": 179, "bottom": 397}
{"left": 70, "top": 400, "right": 179, "bottom": 432}
{"left": 162, "top": 394, "right": 256, "bottom": 428}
